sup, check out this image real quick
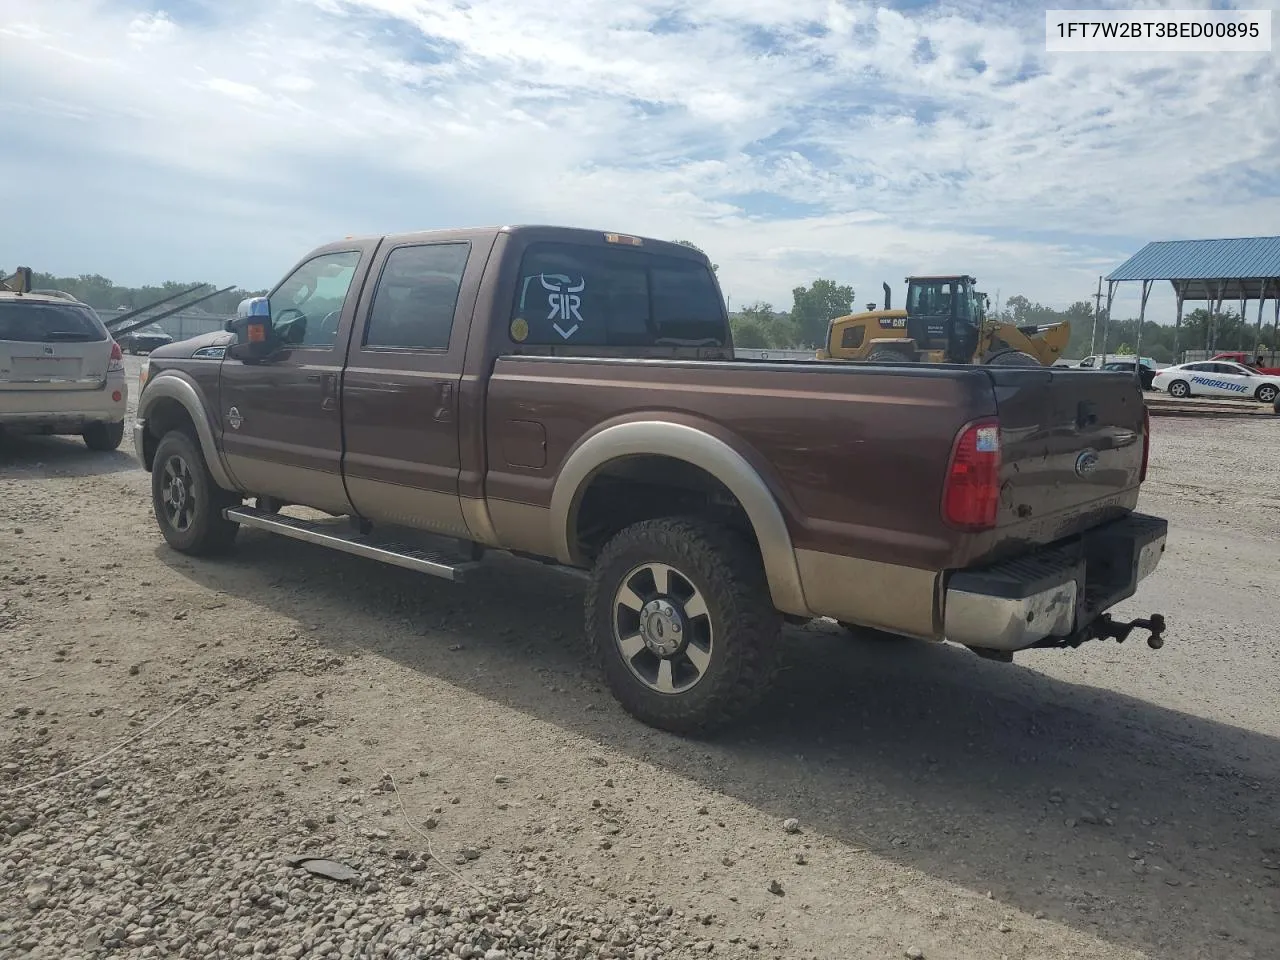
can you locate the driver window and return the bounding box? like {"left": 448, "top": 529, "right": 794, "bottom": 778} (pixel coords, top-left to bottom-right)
{"left": 268, "top": 250, "right": 361, "bottom": 347}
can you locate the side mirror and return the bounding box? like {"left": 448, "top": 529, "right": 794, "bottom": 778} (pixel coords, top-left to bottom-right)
{"left": 227, "top": 297, "right": 277, "bottom": 362}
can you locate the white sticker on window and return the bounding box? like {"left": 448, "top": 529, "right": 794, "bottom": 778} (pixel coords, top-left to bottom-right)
{"left": 540, "top": 274, "right": 585, "bottom": 339}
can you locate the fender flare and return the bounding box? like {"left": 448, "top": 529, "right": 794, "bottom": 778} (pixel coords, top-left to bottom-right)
{"left": 137, "top": 372, "right": 236, "bottom": 491}
{"left": 549, "top": 420, "right": 812, "bottom": 617}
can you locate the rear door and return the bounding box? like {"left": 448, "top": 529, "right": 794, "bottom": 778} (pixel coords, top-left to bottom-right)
{"left": 1189, "top": 362, "right": 1252, "bottom": 397}
{"left": 0, "top": 299, "right": 112, "bottom": 392}
{"left": 338, "top": 239, "right": 480, "bottom": 539}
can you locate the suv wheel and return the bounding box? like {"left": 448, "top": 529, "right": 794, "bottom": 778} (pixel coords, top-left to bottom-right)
{"left": 83, "top": 420, "right": 125, "bottom": 451}
{"left": 151, "top": 430, "right": 240, "bottom": 555}
{"left": 586, "top": 517, "right": 780, "bottom": 735}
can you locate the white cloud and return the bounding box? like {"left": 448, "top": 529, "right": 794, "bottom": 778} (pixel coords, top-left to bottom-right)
{"left": 0, "top": 0, "right": 1277, "bottom": 327}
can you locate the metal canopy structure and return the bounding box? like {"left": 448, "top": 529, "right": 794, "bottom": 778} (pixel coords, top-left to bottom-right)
{"left": 1103, "top": 235, "right": 1280, "bottom": 361}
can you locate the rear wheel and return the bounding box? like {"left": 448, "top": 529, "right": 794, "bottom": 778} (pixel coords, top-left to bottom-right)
{"left": 83, "top": 420, "right": 125, "bottom": 451}
{"left": 1168, "top": 380, "right": 1190, "bottom": 399}
{"left": 985, "top": 350, "right": 1041, "bottom": 367}
{"left": 1255, "top": 383, "right": 1278, "bottom": 404}
{"left": 151, "top": 429, "right": 240, "bottom": 555}
{"left": 586, "top": 517, "right": 780, "bottom": 735}
{"left": 866, "top": 347, "right": 915, "bottom": 364}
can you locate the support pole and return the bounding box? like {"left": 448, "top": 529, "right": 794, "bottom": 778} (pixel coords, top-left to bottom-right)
{"left": 1206, "top": 282, "right": 1224, "bottom": 355}
{"left": 1134, "top": 280, "right": 1152, "bottom": 386}
{"left": 1239, "top": 295, "right": 1247, "bottom": 350}
{"left": 1274, "top": 296, "right": 1280, "bottom": 365}
{"left": 1256, "top": 280, "right": 1269, "bottom": 361}
{"left": 1172, "top": 282, "right": 1186, "bottom": 361}
{"left": 1101, "top": 280, "right": 1116, "bottom": 359}
{"left": 1090, "top": 276, "right": 1103, "bottom": 356}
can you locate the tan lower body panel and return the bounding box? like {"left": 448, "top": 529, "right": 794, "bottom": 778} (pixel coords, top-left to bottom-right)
{"left": 224, "top": 455, "right": 352, "bottom": 517}
{"left": 795, "top": 549, "right": 940, "bottom": 640}
{"left": 487, "top": 498, "right": 556, "bottom": 559}
{"left": 345, "top": 477, "right": 472, "bottom": 540}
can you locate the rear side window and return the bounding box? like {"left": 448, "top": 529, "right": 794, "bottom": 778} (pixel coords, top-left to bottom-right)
{"left": 841, "top": 325, "right": 865, "bottom": 349}
{"left": 510, "top": 243, "right": 727, "bottom": 347}
{"left": 0, "top": 302, "right": 106, "bottom": 343}
{"left": 364, "top": 243, "right": 470, "bottom": 350}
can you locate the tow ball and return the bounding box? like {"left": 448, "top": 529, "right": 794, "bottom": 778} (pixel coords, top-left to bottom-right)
{"left": 1093, "top": 612, "right": 1167, "bottom": 650}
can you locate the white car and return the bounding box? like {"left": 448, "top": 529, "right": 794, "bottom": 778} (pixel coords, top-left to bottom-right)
{"left": 1151, "top": 360, "right": 1280, "bottom": 403}
{"left": 0, "top": 288, "right": 128, "bottom": 449}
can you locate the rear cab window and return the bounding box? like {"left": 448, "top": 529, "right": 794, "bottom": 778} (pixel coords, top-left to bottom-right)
{"left": 0, "top": 301, "right": 107, "bottom": 343}
{"left": 508, "top": 242, "right": 727, "bottom": 349}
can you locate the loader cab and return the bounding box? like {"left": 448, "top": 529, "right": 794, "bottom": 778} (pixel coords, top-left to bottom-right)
{"left": 905, "top": 275, "right": 981, "bottom": 364}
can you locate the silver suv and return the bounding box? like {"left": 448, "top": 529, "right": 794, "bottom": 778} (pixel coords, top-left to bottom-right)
{"left": 0, "top": 288, "right": 128, "bottom": 450}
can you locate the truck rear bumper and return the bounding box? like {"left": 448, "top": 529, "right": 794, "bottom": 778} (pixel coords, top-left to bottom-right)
{"left": 943, "top": 512, "right": 1167, "bottom": 652}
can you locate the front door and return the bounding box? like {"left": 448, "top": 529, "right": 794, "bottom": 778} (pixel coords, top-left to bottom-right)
{"left": 339, "top": 239, "right": 477, "bottom": 539}
{"left": 219, "top": 246, "right": 372, "bottom": 515}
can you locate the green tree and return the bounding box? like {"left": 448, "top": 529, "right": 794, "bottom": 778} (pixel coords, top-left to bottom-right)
{"left": 729, "top": 302, "right": 798, "bottom": 348}
{"left": 672, "top": 240, "right": 718, "bottom": 275}
{"left": 790, "top": 278, "right": 854, "bottom": 348}
{"left": 18, "top": 270, "right": 266, "bottom": 317}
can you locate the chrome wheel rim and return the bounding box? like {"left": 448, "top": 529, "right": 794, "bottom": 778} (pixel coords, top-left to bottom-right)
{"left": 612, "top": 562, "right": 713, "bottom": 695}
{"left": 1170, "top": 382, "right": 1187, "bottom": 397}
{"left": 160, "top": 454, "right": 197, "bottom": 533}
{"left": 1260, "top": 386, "right": 1277, "bottom": 403}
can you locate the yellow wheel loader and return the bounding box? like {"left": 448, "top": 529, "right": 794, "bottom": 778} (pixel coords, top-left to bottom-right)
{"left": 816, "top": 275, "right": 1070, "bottom": 368}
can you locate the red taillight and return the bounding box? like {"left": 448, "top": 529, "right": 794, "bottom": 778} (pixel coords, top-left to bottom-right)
{"left": 943, "top": 418, "right": 1002, "bottom": 530}
{"left": 1139, "top": 406, "right": 1150, "bottom": 482}
{"left": 108, "top": 340, "right": 124, "bottom": 372}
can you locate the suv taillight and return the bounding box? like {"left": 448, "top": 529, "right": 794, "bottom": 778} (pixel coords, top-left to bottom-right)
{"left": 943, "top": 418, "right": 1001, "bottom": 531}
{"left": 1140, "top": 406, "right": 1150, "bottom": 482}
{"left": 108, "top": 340, "right": 124, "bottom": 372}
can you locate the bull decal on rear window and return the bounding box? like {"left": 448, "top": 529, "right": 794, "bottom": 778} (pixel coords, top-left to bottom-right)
{"left": 540, "top": 274, "right": 586, "bottom": 340}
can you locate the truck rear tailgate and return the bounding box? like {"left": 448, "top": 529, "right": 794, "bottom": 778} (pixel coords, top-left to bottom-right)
{"left": 980, "top": 367, "right": 1146, "bottom": 561}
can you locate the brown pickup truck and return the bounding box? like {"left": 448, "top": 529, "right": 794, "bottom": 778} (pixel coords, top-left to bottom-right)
{"left": 133, "top": 225, "right": 1168, "bottom": 733}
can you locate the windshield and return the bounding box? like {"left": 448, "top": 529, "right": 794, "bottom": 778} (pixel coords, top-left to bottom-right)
{"left": 907, "top": 279, "right": 975, "bottom": 324}
{"left": 0, "top": 301, "right": 107, "bottom": 343}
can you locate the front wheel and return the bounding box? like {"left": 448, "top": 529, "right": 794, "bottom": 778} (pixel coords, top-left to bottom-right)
{"left": 1255, "top": 384, "right": 1278, "bottom": 404}
{"left": 83, "top": 420, "right": 125, "bottom": 451}
{"left": 1168, "top": 380, "right": 1190, "bottom": 399}
{"left": 586, "top": 518, "right": 781, "bottom": 736}
{"left": 151, "top": 430, "right": 240, "bottom": 555}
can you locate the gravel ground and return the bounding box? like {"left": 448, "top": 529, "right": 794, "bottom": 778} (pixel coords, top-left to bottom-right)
{"left": 2, "top": 376, "right": 1278, "bottom": 959}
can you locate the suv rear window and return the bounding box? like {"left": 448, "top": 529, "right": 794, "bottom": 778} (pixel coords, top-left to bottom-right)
{"left": 510, "top": 243, "right": 727, "bottom": 347}
{"left": 0, "top": 301, "right": 107, "bottom": 343}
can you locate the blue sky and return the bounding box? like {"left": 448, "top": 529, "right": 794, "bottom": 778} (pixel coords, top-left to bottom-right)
{"left": 1, "top": 0, "right": 1278, "bottom": 324}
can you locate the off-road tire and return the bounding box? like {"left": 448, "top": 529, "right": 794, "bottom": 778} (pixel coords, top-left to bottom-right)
{"left": 866, "top": 347, "right": 914, "bottom": 364}
{"left": 985, "top": 350, "right": 1042, "bottom": 367}
{"left": 1255, "top": 383, "right": 1278, "bottom": 404}
{"left": 1168, "top": 380, "right": 1190, "bottom": 399}
{"left": 151, "top": 429, "right": 240, "bottom": 556}
{"left": 586, "top": 517, "right": 781, "bottom": 736}
{"left": 82, "top": 420, "right": 125, "bottom": 451}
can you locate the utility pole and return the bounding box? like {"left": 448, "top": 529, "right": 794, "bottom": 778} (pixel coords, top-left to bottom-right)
{"left": 1089, "top": 276, "right": 1104, "bottom": 355}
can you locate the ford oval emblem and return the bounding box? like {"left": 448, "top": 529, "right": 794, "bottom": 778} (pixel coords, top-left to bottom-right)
{"left": 1074, "top": 449, "right": 1100, "bottom": 478}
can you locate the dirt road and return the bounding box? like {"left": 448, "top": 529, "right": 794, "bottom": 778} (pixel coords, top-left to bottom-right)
{"left": 2, "top": 392, "right": 1278, "bottom": 959}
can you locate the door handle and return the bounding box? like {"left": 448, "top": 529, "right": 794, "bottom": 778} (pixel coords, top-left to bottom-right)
{"left": 310, "top": 372, "right": 338, "bottom": 411}
{"left": 434, "top": 382, "right": 454, "bottom": 422}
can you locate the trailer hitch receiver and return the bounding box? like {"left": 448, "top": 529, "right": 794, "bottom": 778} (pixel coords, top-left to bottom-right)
{"left": 1090, "top": 612, "right": 1166, "bottom": 649}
